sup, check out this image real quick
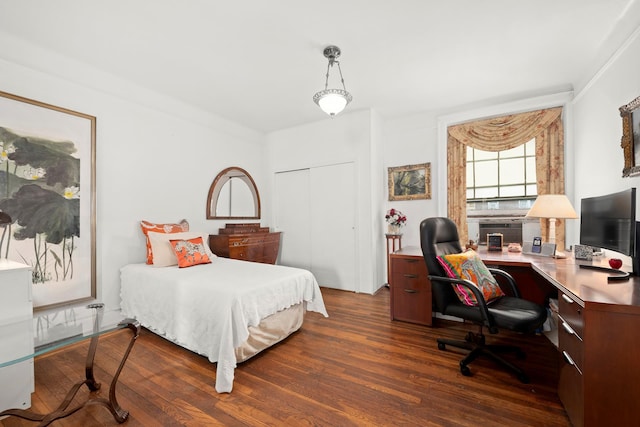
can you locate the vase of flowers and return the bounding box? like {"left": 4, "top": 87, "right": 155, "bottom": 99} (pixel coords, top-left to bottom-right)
{"left": 385, "top": 208, "right": 406, "bottom": 235}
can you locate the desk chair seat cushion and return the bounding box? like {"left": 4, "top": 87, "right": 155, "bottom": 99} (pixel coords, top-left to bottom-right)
{"left": 437, "top": 250, "right": 505, "bottom": 306}
{"left": 444, "top": 296, "right": 547, "bottom": 334}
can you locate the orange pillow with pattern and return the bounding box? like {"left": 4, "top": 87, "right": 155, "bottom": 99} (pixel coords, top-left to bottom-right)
{"left": 140, "top": 219, "right": 189, "bottom": 264}
{"left": 169, "top": 236, "right": 212, "bottom": 268}
{"left": 437, "top": 250, "right": 505, "bottom": 306}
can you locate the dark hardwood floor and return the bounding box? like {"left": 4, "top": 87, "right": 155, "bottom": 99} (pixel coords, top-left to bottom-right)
{"left": 1, "top": 288, "right": 570, "bottom": 426}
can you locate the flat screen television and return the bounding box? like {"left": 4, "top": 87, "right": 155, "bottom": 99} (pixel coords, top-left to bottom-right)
{"left": 579, "top": 188, "right": 639, "bottom": 275}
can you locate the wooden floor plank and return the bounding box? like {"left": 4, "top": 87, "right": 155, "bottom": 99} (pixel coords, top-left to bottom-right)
{"left": 1, "top": 288, "right": 570, "bottom": 426}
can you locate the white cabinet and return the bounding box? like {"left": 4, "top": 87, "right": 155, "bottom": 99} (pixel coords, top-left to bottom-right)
{"left": 0, "top": 260, "right": 34, "bottom": 412}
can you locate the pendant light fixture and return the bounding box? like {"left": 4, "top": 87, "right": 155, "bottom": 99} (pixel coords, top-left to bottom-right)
{"left": 313, "top": 45, "right": 353, "bottom": 117}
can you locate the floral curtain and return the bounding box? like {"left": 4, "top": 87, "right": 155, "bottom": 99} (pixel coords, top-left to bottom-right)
{"left": 446, "top": 107, "right": 564, "bottom": 247}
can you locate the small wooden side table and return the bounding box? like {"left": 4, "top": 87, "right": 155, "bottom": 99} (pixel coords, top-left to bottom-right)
{"left": 385, "top": 233, "right": 402, "bottom": 285}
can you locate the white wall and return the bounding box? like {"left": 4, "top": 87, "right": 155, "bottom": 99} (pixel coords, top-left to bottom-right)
{"left": 572, "top": 25, "right": 640, "bottom": 263}
{"left": 383, "top": 112, "right": 440, "bottom": 250}
{"left": 0, "top": 36, "right": 267, "bottom": 310}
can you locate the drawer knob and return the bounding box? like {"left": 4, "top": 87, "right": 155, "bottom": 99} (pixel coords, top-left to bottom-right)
{"left": 561, "top": 321, "right": 576, "bottom": 336}
{"left": 562, "top": 350, "right": 575, "bottom": 366}
{"left": 404, "top": 289, "right": 418, "bottom": 293}
{"left": 403, "top": 274, "right": 418, "bottom": 279}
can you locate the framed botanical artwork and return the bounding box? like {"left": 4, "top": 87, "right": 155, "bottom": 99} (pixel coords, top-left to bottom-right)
{"left": 388, "top": 163, "right": 431, "bottom": 201}
{"left": 0, "top": 90, "right": 96, "bottom": 310}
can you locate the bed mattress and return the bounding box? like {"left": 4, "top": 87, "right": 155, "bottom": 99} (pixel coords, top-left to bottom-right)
{"left": 120, "top": 257, "right": 327, "bottom": 392}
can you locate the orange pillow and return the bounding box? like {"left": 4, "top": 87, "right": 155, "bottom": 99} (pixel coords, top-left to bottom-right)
{"left": 140, "top": 219, "right": 189, "bottom": 264}
{"left": 169, "top": 236, "right": 212, "bottom": 268}
{"left": 437, "top": 250, "right": 505, "bottom": 306}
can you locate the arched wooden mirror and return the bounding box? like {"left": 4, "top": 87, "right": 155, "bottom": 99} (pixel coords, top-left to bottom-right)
{"left": 207, "top": 167, "right": 261, "bottom": 219}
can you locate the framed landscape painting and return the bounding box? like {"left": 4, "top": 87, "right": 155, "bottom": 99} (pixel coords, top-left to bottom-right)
{"left": 0, "top": 91, "right": 96, "bottom": 310}
{"left": 388, "top": 163, "right": 431, "bottom": 201}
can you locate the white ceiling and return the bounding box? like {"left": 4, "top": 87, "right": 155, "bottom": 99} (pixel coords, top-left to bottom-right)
{"left": 1, "top": 0, "right": 639, "bottom": 133}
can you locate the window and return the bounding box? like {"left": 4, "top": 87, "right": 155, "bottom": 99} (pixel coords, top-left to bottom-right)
{"left": 466, "top": 139, "right": 537, "bottom": 213}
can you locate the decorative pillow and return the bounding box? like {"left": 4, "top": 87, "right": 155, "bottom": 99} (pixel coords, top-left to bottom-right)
{"left": 140, "top": 219, "right": 189, "bottom": 264}
{"left": 170, "top": 236, "right": 213, "bottom": 268}
{"left": 437, "top": 250, "right": 505, "bottom": 306}
{"left": 147, "top": 231, "right": 216, "bottom": 267}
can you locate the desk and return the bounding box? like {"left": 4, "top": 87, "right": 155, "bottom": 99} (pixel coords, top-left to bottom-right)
{"left": 0, "top": 304, "right": 140, "bottom": 426}
{"left": 394, "top": 246, "right": 640, "bottom": 427}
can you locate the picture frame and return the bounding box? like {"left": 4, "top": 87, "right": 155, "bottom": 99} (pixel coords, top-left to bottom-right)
{"left": 620, "top": 94, "right": 640, "bottom": 177}
{"left": 387, "top": 162, "right": 431, "bottom": 201}
{"left": 532, "top": 237, "right": 542, "bottom": 254}
{"left": 0, "top": 90, "right": 96, "bottom": 310}
{"left": 574, "top": 244, "right": 593, "bottom": 261}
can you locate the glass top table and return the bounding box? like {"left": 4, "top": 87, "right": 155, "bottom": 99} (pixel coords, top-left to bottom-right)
{"left": 0, "top": 303, "right": 140, "bottom": 425}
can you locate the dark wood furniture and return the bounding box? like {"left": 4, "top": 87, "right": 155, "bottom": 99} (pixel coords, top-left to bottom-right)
{"left": 481, "top": 249, "right": 640, "bottom": 427}
{"left": 389, "top": 247, "right": 432, "bottom": 326}
{"left": 385, "top": 233, "right": 402, "bottom": 285}
{"left": 392, "top": 246, "right": 640, "bottom": 426}
{"left": 208, "top": 223, "right": 281, "bottom": 264}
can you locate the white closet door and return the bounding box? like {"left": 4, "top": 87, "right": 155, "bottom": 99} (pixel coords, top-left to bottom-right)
{"left": 274, "top": 169, "right": 311, "bottom": 270}
{"left": 274, "top": 163, "right": 357, "bottom": 291}
{"left": 310, "top": 163, "right": 356, "bottom": 291}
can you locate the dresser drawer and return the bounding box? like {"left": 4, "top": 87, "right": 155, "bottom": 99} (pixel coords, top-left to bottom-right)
{"left": 229, "top": 235, "right": 265, "bottom": 247}
{"left": 210, "top": 229, "right": 281, "bottom": 264}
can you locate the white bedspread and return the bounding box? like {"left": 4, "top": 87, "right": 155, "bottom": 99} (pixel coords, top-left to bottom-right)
{"left": 120, "top": 257, "right": 328, "bottom": 393}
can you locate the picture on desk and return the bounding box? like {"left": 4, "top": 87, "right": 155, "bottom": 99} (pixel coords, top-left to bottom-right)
{"left": 532, "top": 237, "right": 542, "bottom": 254}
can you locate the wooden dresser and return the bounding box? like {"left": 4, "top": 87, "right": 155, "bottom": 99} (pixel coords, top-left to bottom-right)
{"left": 389, "top": 246, "right": 432, "bottom": 326}
{"left": 208, "top": 223, "right": 281, "bottom": 264}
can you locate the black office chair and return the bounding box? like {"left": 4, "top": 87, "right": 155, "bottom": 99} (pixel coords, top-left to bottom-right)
{"left": 420, "top": 217, "right": 547, "bottom": 383}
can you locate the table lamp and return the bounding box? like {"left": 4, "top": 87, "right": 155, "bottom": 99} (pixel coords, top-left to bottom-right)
{"left": 526, "top": 194, "right": 578, "bottom": 257}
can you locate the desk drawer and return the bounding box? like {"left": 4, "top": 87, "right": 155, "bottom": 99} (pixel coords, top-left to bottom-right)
{"left": 558, "top": 314, "right": 584, "bottom": 372}
{"left": 558, "top": 349, "right": 584, "bottom": 427}
{"left": 558, "top": 292, "right": 584, "bottom": 338}
{"left": 391, "top": 273, "right": 431, "bottom": 325}
{"left": 392, "top": 257, "right": 427, "bottom": 276}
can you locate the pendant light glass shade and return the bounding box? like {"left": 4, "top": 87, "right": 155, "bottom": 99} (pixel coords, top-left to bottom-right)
{"left": 313, "top": 88, "right": 353, "bottom": 117}
{"left": 313, "top": 46, "right": 352, "bottom": 117}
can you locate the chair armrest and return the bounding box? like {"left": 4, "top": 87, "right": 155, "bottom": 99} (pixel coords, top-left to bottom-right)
{"left": 487, "top": 268, "right": 521, "bottom": 298}
{"left": 428, "top": 275, "right": 496, "bottom": 330}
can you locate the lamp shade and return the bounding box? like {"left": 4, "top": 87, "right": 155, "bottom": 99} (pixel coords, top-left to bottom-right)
{"left": 526, "top": 194, "right": 578, "bottom": 219}
{"left": 313, "top": 89, "right": 352, "bottom": 117}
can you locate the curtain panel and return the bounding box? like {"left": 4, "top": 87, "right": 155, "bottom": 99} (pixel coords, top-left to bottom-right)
{"left": 446, "top": 107, "right": 565, "bottom": 248}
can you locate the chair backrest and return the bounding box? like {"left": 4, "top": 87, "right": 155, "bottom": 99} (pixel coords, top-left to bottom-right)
{"left": 420, "top": 217, "right": 465, "bottom": 312}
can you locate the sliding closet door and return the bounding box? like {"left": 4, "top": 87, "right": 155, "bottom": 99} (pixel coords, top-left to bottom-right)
{"left": 309, "top": 163, "right": 356, "bottom": 291}
{"left": 274, "top": 169, "right": 311, "bottom": 270}
{"left": 274, "top": 163, "right": 356, "bottom": 291}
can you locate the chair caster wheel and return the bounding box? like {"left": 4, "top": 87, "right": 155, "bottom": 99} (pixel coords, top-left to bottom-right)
{"left": 437, "top": 342, "right": 446, "bottom": 351}
{"left": 460, "top": 364, "right": 471, "bottom": 376}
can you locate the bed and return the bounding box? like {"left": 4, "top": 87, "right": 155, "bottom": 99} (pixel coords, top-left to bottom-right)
{"left": 120, "top": 256, "right": 328, "bottom": 393}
